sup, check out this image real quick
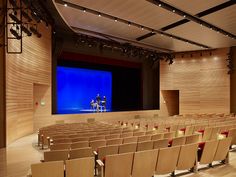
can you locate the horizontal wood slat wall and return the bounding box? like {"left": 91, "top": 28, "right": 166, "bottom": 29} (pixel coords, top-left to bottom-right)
{"left": 6, "top": 24, "right": 52, "bottom": 144}
{"left": 160, "top": 48, "right": 230, "bottom": 114}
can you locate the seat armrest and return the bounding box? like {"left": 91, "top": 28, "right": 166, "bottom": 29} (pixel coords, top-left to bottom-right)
{"left": 93, "top": 151, "right": 98, "bottom": 155}
{"left": 97, "top": 160, "right": 104, "bottom": 177}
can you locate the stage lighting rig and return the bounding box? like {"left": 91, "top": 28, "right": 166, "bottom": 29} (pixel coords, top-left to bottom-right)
{"left": 10, "top": 28, "right": 21, "bottom": 40}
{"left": 21, "top": 25, "right": 32, "bottom": 36}
{"left": 22, "top": 10, "right": 32, "bottom": 22}
{"left": 9, "top": 13, "right": 21, "bottom": 24}
{"left": 29, "top": 26, "right": 41, "bottom": 38}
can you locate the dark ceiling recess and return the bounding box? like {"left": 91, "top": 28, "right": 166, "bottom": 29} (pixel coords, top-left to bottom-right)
{"left": 136, "top": 32, "right": 156, "bottom": 41}
{"left": 138, "top": 0, "right": 236, "bottom": 41}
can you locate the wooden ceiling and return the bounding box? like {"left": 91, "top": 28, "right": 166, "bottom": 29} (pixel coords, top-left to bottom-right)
{"left": 53, "top": 0, "right": 236, "bottom": 52}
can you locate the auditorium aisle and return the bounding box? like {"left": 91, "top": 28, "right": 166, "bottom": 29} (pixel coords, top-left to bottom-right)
{"left": 1, "top": 134, "right": 236, "bottom": 177}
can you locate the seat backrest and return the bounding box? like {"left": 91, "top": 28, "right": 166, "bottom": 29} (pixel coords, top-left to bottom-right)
{"left": 146, "top": 130, "right": 156, "bottom": 135}
{"left": 105, "top": 134, "right": 120, "bottom": 140}
{"left": 163, "top": 132, "right": 175, "bottom": 139}
{"left": 185, "top": 134, "right": 200, "bottom": 144}
{"left": 53, "top": 138, "right": 71, "bottom": 144}
{"left": 65, "top": 157, "right": 94, "bottom": 177}
{"left": 31, "top": 161, "right": 64, "bottom": 177}
{"left": 199, "top": 140, "right": 218, "bottom": 164}
{"left": 123, "top": 136, "right": 138, "bottom": 144}
{"left": 151, "top": 133, "right": 164, "bottom": 141}
{"left": 137, "top": 141, "right": 154, "bottom": 151}
{"left": 184, "top": 126, "right": 194, "bottom": 136}
{"left": 71, "top": 141, "right": 89, "bottom": 149}
{"left": 119, "top": 143, "right": 137, "bottom": 154}
{"left": 98, "top": 145, "right": 119, "bottom": 160}
{"left": 202, "top": 127, "right": 213, "bottom": 141}
{"left": 105, "top": 153, "right": 134, "bottom": 177}
{"left": 172, "top": 137, "right": 186, "bottom": 146}
{"left": 106, "top": 138, "right": 123, "bottom": 146}
{"left": 132, "top": 149, "right": 159, "bottom": 177}
{"left": 209, "top": 127, "right": 220, "bottom": 140}
{"left": 153, "top": 139, "right": 169, "bottom": 149}
{"left": 44, "top": 150, "right": 69, "bottom": 162}
{"left": 133, "top": 131, "right": 145, "bottom": 136}
{"left": 214, "top": 137, "right": 232, "bottom": 161}
{"left": 176, "top": 143, "right": 198, "bottom": 170}
{"left": 228, "top": 128, "right": 236, "bottom": 145}
{"left": 50, "top": 143, "right": 71, "bottom": 151}
{"left": 89, "top": 140, "right": 106, "bottom": 151}
{"left": 155, "top": 146, "right": 180, "bottom": 175}
{"left": 71, "top": 137, "right": 89, "bottom": 143}
{"left": 69, "top": 147, "right": 93, "bottom": 159}
{"left": 89, "top": 135, "right": 105, "bottom": 141}
{"left": 138, "top": 135, "right": 151, "bottom": 142}
{"left": 120, "top": 132, "right": 133, "bottom": 138}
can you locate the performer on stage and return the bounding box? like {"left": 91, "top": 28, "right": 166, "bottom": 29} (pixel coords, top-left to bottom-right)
{"left": 102, "top": 96, "right": 107, "bottom": 111}
{"left": 96, "top": 94, "right": 101, "bottom": 111}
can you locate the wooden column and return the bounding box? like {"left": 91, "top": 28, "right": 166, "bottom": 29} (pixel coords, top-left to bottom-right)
{"left": 230, "top": 46, "right": 236, "bottom": 114}
{"left": 0, "top": 0, "right": 6, "bottom": 148}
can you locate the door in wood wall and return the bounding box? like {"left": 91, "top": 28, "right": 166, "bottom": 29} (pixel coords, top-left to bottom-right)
{"left": 161, "top": 90, "right": 179, "bottom": 116}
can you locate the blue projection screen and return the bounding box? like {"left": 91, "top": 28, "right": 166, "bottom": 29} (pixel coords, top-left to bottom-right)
{"left": 57, "top": 66, "right": 112, "bottom": 114}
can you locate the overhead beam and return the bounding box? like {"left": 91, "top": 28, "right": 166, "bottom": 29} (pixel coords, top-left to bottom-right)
{"left": 55, "top": 0, "right": 211, "bottom": 49}
{"left": 147, "top": 0, "right": 236, "bottom": 39}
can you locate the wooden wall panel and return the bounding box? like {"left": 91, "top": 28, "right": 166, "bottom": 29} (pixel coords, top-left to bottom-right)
{"left": 0, "top": 0, "right": 6, "bottom": 148}
{"left": 160, "top": 48, "right": 230, "bottom": 114}
{"left": 6, "top": 24, "right": 52, "bottom": 144}
{"left": 230, "top": 46, "right": 236, "bottom": 113}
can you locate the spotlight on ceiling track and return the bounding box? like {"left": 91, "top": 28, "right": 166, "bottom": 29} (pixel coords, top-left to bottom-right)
{"left": 31, "top": 11, "right": 41, "bottom": 23}
{"left": 10, "top": 28, "right": 21, "bottom": 40}
{"left": 29, "top": 26, "right": 41, "bottom": 38}
{"left": 22, "top": 25, "right": 32, "bottom": 36}
{"left": 9, "top": 13, "right": 21, "bottom": 24}
{"left": 9, "top": 0, "right": 18, "bottom": 8}
{"left": 22, "top": 10, "right": 32, "bottom": 22}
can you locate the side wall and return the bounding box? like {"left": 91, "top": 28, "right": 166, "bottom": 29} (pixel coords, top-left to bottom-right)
{"left": 160, "top": 48, "right": 230, "bottom": 114}
{"left": 6, "top": 25, "right": 52, "bottom": 144}
{"left": 0, "top": 0, "right": 6, "bottom": 148}
{"left": 231, "top": 46, "right": 236, "bottom": 113}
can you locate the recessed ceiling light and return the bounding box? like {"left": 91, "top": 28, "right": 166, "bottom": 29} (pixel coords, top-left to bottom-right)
{"left": 64, "top": 3, "right": 67, "bottom": 7}
{"left": 173, "top": 10, "right": 175, "bottom": 13}
{"left": 183, "top": 15, "right": 186, "bottom": 18}
{"left": 115, "top": 18, "right": 117, "bottom": 22}
{"left": 159, "top": 4, "right": 161, "bottom": 7}
{"left": 83, "top": 9, "right": 86, "bottom": 12}
{"left": 98, "top": 13, "right": 101, "bottom": 17}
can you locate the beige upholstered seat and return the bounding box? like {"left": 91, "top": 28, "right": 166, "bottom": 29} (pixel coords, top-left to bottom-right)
{"left": 185, "top": 134, "right": 200, "bottom": 144}
{"left": 123, "top": 136, "right": 138, "bottom": 144}
{"left": 202, "top": 127, "right": 213, "bottom": 141}
{"left": 184, "top": 126, "right": 194, "bottom": 136}
{"left": 106, "top": 138, "right": 123, "bottom": 146}
{"left": 133, "top": 131, "right": 145, "bottom": 136}
{"left": 214, "top": 137, "right": 232, "bottom": 163}
{"left": 97, "top": 145, "right": 119, "bottom": 160}
{"left": 199, "top": 140, "right": 218, "bottom": 165}
{"left": 151, "top": 133, "right": 164, "bottom": 141}
{"left": 69, "top": 147, "right": 93, "bottom": 159}
{"left": 71, "top": 137, "right": 89, "bottom": 142}
{"left": 31, "top": 161, "right": 64, "bottom": 177}
{"left": 89, "top": 140, "right": 106, "bottom": 151}
{"left": 50, "top": 143, "right": 71, "bottom": 151}
{"left": 120, "top": 132, "right": 133, "bottom": 138}
{"left": 119, "top": 143, "right": 137, "bottom": 154}
{"left": 101, "top": 152, "right": 134, "bottom": 177}
{"left": 136, "top": 141, "right": 153, "bottom": 151}
{"left": 155, "top": 146, "right": 181, "bottom": 175}
{"left": 44, "top": 150, "right": 69, "bottom": 162}
{"left": 131, "top": 149, "right": 158, "bottom": 177}
{"left": 71, "top": 141, "right": 89, "bottom": 149}
{"left": 153, "top": 139, "right": 169, "bottom": 149}
{"left": 171, "top": 137, "right": 186, "bottom": 146}
{"left": 53, "top": 138, "right": 71, "bottom": 144}
{"left": 66, "top": 157, "right": 94, "bottom": 177}
{"left": 105, "top": 134, "right": 120, "bottom": 139}
{"left": 163, "top": 131, "right": 175, "bottom": 139}
{"left": 137, "top": 135, "right": 151, "bottom": 142}
{"left": 176, "top": 143, "right": 198, "bottom": 171}
{"left": 227, "top": 128, "right": 236, "bottom": 145}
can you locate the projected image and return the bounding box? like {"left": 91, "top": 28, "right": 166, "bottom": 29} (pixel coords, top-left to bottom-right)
{"left": 57, "top": 66, "right": 112, "bottom": 114}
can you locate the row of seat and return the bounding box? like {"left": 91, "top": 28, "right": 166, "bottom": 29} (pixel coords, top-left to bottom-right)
{"left": 32, "top": 137, "right": 231, "bottom": 177}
